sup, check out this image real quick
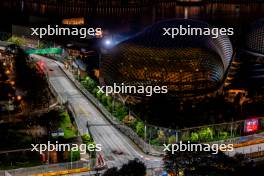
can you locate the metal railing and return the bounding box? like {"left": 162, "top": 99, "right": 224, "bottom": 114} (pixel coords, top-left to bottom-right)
{"left": 0, "top": 160, "right": 94, "bottom": 176}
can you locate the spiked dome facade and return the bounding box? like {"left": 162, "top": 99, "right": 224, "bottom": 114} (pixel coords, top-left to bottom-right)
{"left": 245, "top": 18, "right": 264, "bottom": 55}
{"left": 101, "top": 19, "right": 233, "bottom": 98}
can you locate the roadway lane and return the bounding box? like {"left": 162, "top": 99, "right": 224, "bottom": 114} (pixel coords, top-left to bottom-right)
{"left": 34, "top": 55, "right": 162, "bottom": 169}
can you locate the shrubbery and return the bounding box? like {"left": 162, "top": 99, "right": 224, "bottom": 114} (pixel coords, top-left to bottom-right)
{"left": 182, "top": 127, "right": 231, "bottom": 143}
{"left": 79, "top": 76, "right": 145, "bottom": 139}
{"left": 198, "top": 127, "right": 213, "bottom": 141}
{"left": 81, "top": 134, "right": 96, "bottom": 158}
{"left": 135, "top": 121, "right": 145, "bottom": 138}
{"left": 7, "top": 36, "right": 25, "bottom": 46}
{"left": 58, "top": 111, "right": 77, "bottom": 139}
{"left": 68, "top": 150, "right": 80, "bottom": 162}
{"left": 79, "top": 76, "right": 236, "bottom": 146}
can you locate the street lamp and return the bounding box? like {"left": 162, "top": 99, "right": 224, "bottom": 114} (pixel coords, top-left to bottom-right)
{"left": 101, "top": 36, "right": 116, "bottom": 49}
{"left": 16, "top": 95, "right": 22, "bottom": 101}
{"left": 104, "top": 39, "right": 111, "bottom": 46}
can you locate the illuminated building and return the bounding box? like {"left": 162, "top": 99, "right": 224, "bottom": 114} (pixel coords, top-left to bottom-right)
{"left": 244, "top": 18, "right": 264, "bottom": 56}
{"left": 101, "top": 19, "right": 233, "bottom": 98}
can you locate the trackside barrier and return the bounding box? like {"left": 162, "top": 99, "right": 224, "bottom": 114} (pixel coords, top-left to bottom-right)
{"left": 244, "top": 151, "right": 264, "bottom": 159}
{"left": 31, "top": 168, "right": 91, "bottom": 176}
{"left": 233, "top": 139, "right": 264, "bottom": 148}
{"left": 0, "top": 160, "right": 95, "bottom": 176}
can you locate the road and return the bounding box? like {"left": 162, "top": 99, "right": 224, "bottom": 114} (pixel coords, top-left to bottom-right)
{"left": 32, "top": 55, "right": 162, "bottom": 169}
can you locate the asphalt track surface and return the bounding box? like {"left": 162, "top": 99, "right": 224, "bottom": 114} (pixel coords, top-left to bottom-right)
{"left": 33, "top": 55, "right": 162, "bottom": 169}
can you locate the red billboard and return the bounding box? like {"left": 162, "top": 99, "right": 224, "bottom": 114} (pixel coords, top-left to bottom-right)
{"left": 244, "top": 118, "right": 259, "bottom": 133}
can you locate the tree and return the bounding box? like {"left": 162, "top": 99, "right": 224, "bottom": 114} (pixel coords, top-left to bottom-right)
{"left": 136, "top": 121, "right": 144, "bottom": 138}
{"left": 163, "top": 143, "right": 237, "bottom": 176}
{"left": 81, "top": 134, "right": 96, "bottom": 158}
{"left": 101, "top": 94, "right": 108, "bottom": 106}
{"left": 190, "top": 132, "right": 199, "bottom": 142}
{"left": 168, "top": 135, "right": 176, "bottom": 144}
{"left": 113, "top": 103, "right": 128, "bottom": 121}
{"left": 82, "top": 134, "right": 93, "bottom": 143}
{"left": 103, "top": 167, "right": 119, "bottom": 176}
{"left": 119, "top": 159, "right": 146, "bottom": 176}
{"left": 158, "top": 130, "right": 166, "bottom": 143}
{"left": 68, "top": 150, "right": 80, "bottom": 162}
{"left": 7, "top": 36, "right": 25, "bottom": 46}
{"left": 14, "top": 49, "right": 50, "bottom": 109}
{"left": 198, "top": 127, "right": 213, "bottom": 141}
{"left": 96, "top": 89, "right": 104, "bottom": 100}
{"left": 219, "top": 131, "right": 228, "bottom": 140}
{"left": 81, "top": 76, "right": 97, "bottom": 91}
{"left": 103, "top": 159, "right": 146, "bottom": 176}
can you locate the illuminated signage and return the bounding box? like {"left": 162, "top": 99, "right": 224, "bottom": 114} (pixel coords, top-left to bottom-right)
{"left": 26, "top": 48, "right": 63, "bottom": 54}
{"left": 244, "top": 118, "right": 259, "bottom": 133}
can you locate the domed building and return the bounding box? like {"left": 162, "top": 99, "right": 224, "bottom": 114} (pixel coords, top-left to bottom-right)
{"left": 244, "top": 18, "right": 264, "bottom": 55}
{"left": 101, "top": 19, "right": 233, "bottom": 98}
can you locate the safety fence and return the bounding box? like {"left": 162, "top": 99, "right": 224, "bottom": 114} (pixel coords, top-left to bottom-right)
{"left": 0, "top": 160, "right": 95, "bottom": 176}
